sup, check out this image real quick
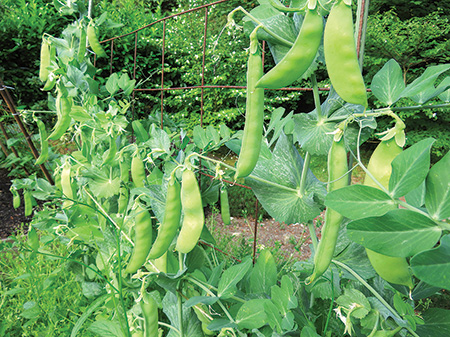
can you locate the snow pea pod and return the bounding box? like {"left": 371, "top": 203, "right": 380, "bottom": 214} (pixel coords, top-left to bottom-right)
{"left": 234, "top": 29, "right": 265, "bottom": 179}
{"left": 308, "top": 136, "right": 348, "bottom": 283}
{"left": 148, "top": 174, "right": 182, "bottom": 259}
{"left": 125, "top": 205, "right": 153, "bottom": 274}
{"left": 176, "top": 169, "right": 204, "bottom": 254}
{"left": 256, "top": 9, "right": 323, "bottom": 89}
{"left": 39, "top": 37, "right": 50, "bottom": 82}
{"left": 140, "top": 293, "right": 158, "bottom": 337}
{"left": 35, "top": 119, "right": 49, "bottom": 165}
{"left": 363, "top": 137, "right": 413, "bottom": 288}
{"left": 324, "top": 0, "right": 367, "bottom": 107}
{"left": 48, "top": 91, "right": 72, "bottom": 141}
{"left": 87, "top": 21, "right": 106, "bottom": 58}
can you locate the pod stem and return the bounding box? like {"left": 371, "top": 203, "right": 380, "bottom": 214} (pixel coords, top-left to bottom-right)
{"left": 311, "top": 74, "right": 323, "bottom": 122}
{"left": 299, "top": 151, "right": 311, "bottom": 196}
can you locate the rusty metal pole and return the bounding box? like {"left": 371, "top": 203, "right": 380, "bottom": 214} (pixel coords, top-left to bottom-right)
{"left": 0, "top": 78, "right": 54, "bottom": 184}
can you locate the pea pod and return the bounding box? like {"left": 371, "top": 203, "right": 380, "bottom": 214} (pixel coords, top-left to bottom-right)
{"left": 11, "top": 187, "right": 20, "bottom": 209}
{"left": 176, "top": 169, "right": 204, "bottom": 254}
{"left": 61, "top": 162, "right": 74, "bottom": 209}
{"left": 131, "top": 153, "right": 146, "bottom": 188}
{"left": 87, "top": 22, "right": 106, "bottom": 58}
{"left": 256, "top": 9, "right": 323, "bottom": 89}
{"left": 35, "top": 119, "right": 49, "bottom": 165}
{"left": 308, "top": 136, "right": 348, "bottom": 283}
{"left": 148, "top": 174, "right": 182, "bottom": 259}
{"left": 77, "top": 25, "right": 87, "bottom": 63}
{"left": 117, "top": 187, "right": 129, "bottom": 214}
{"left": 48, "top": 91, "right": 72, "bottom": 141}
{"left": 324, "top": 0, "right": 367, "bottom": 107}
{"left": 125, "top": 205, "right": 153, "bottom": 274}
{"left": 220, "top": 186, "right": 231, "bottom": 226}
{"left": 363, "top": 136, "right": 413, "bottom": 288}
{"left": 39, "top": 37, "right": 50, "bottom": 82}
{"left": 41, "top": 45, "right": 57, "bottom": 91}
{"left": 140, "top": 293, "right": 159, "bottom": 337}
{"left": 24, "top": 190, "right": 33, "bottom": 217}
{"left": 234, "top": 29, "right": 265, "bottom": 179}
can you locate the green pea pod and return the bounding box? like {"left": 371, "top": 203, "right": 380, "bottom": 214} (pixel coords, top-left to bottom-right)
{"left": 234, "top": 29, "right": 265, "bottom": 179}
{"left": 148, "top": 174, "right": 182, "bottom": 259}
{"left": 140, "top": 292, "right": 159, "bottom": 337}
{"left": 125, "top": 205, "right": 153, "bottom": 274}
{"left": 11, "top": 187, "right": 20, "bottom": 209}
{"left": 176, "top": 169, "right": 204, "bottom": 254}
{"left": 24, "top": 190, "right": 33, "bottom": 217}
{"left": 256, "top": 9, "right": 323, "bottom": 89}
{"left": 120, "top": 154, "right": 130, "bottom": 182}
{"left": 87, "top": 22, "right": 106, "bottom": 58}
{"left": 117, "top": 187, "right": 129, "bottom": 214}
{"left": 78, "top": 25, "right": 87, "bottom": 63}
{"left": 35, "top": 119, "right": 49, "bottom": 165}
{"left": 41, "top": 45, "right": 57, "bottom": 91}
{"left": 220, "top": 186, "right": 231, "bottom": 225}
{"left": 131, "top": 153, "right": 146, "bottom": 188}
{"left": 132, "top": 120, "right": 149, "bottom": 143}
{"left": 48, "top": 91, "right": 72, "bottom": 141}
{"left": 324, "top": 0, "right": 367, "bottom": 107}
{"left": 61, "top": 162, "right": 74, "bottom": 209}
{"left": 363, "top": 136, "right": 413, "bottom": 288}
{"left": 39, "top": 37, "right": 50, "bottom": 82}
{"left": 102, "top": 135, "right": 117, "bottom": 166}
{"left": 308, "top": 136, "right": 348, "bottom": 283}
{"left": 27, "top": 226, "right": 39, "bottom": 251}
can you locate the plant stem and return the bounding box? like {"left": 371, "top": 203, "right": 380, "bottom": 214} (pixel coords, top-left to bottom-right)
{"left": 177, "top": 291, "right": 184, "bottom": 337}
{"left": 311, "top": 74, "right": 323, "bottom": 122}
{"left": 299, "top": 152, "right": 311, "bottom": 196}
{"left": 159, "top": 322, "right": 181, "bottom": 335}
{"left": 332, "top": 259, "right": 420, "bottom": 337}
{"left": 308, "top": 221, "right": 318, "bottom": 252}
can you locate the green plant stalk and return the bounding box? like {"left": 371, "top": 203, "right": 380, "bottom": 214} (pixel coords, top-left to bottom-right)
{"left": 332, "top": 260, "right": 419, "bottom": 337}
{"left": 323, "top": 270, "right": 335, "bottom": 335}
{"left": 308, "top": 221, "right": 318, "bottom": 252}
{"left": 187, "top": 276, "right": 246, "bottom": 304}
{"left": 311, "top": 74, "right": 323, "bottom": 121}
{"left": 228, "top": 7, "right": 294, "bottom": 48}
{"left": 158, "top": 322, "right": 180, "bottom": 335}
{"left": 299, "top": 152, "right": 311, "bottom": 196}
{"left": 177, "top": 291, "right": 184, "bottom": 337}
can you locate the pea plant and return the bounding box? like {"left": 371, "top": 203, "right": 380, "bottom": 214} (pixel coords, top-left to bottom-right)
{"left": 7, "top": 0, "right": 450, "bottom": 336}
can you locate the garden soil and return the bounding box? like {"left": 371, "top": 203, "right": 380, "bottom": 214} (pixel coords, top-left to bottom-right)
{"left": 0, "top": 169, "right": 32, "bottom": 239}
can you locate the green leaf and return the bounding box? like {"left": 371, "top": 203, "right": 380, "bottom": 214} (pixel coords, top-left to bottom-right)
{"left": 217, "top": 257, "right": 252, "bottom": 299}
{"left": 21, "top": 301, "right": 41, "bottom": 319}
{"left": 425, "top": 150, "right": 450, "bottom": 220}
{"left": 347, "top": 209, "right": 441, "bottom": 258}
{"left": 71, "top": 295, "right": 109, "bottom": 337}
{"left": 235, "top": 299, "right": 269, "bottom": 330}
{"left": 293, "top": 113, "right": 335, "bottom": 155}
{"left": 193, "top": 125, "right": 209, "bottom": 149}
{"left": 405, "top": 180, "right": 426, "bottom": 208}
{"left": 336, "top": 288, "right": 371, "bottom": 319}
{"left": 334, "top": 242, "right": 377, "bottom": 280}
{"left": 89, "top": 175, "right": 121, "bottom": 199}
{"left": 88, "top": 319, "right": 126, "bottom": 337}
{"left": 148, "top": 124, "right": 171, "bottom": 157}
{"left": 399, "top": 64, "right": 450, "bottom": 100}
{"left": 105, "top": 73, "right": 120, "bottom": 96}
{"left": 410, "top": 76, "right": 450, "bottom": 104}
{"left": 118, "top": 73, "right": 135, "bottom": 96}
{"left": 250, "top": 249, "right": 277, "bottom": 294}
{"left": 416, "top": 308, "right": 450, "bottom": 337}
{"left": 264, "top": 300, "right": 283, "bottom": 334}
{"left": 370, "top": 59, "right": 405, "bottom": 105}
{"left": 162, "top": 292, "right": 202, "bottom": 337}
{"left": 389, "top": 138, "right": 435, "bottom": 198}
{"left": 301, "top": 326, "right": 321, "bottom": 337}
{"left": 411, "top": 281, "right": 442, "bottom": 301}
{"left": 246, "top": 132, "right": 326, "bottom": 224}
{"left": 411, "top": 235, "right": 450, "bottom": 291}
{"left": 325, "top": 185, "right": 396, "bottom": 220}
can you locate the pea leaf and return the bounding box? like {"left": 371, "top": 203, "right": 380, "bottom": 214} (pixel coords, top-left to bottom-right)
{"left": 370, "top": 59, "right": 405, "bottom": 106}
{"left": 293, "top": 113, "right": 335, "bottom": 155}
{"left": 347, "top": 209, "right": 441, "bottom": 258}
{"left": 246, "top": 132, "right": 326, "bottom": 224}
{"left": 325, "top": 185, "right": 397, "bottom": 220}
{"left": 250, "top": 249, "right": 277, "bottom": 294}
{"left": 389, "top": 138, "right": 435, "bottom": 198}
{"left": 336, "top": 288, "right": 371, "bottom": 319}
{"left": 399, "top": 64, "right": 450, "bottom": 100}
{"left": 411, "top": 235, "right": 450, "bottom": 291}
{"left": 416, "top": 308, "right": 450, "bottom": 337}
{"left": 425, "top": 150, "right": 450, "bottom": 220}
{"left": 235, "top": 299, "right": 269, "bottom": 330}
{"left": 217, "top": 257, "right": 252, "bottom": 299}
{"left": 264, "top": 300, "right": 283, "bottom": 334}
